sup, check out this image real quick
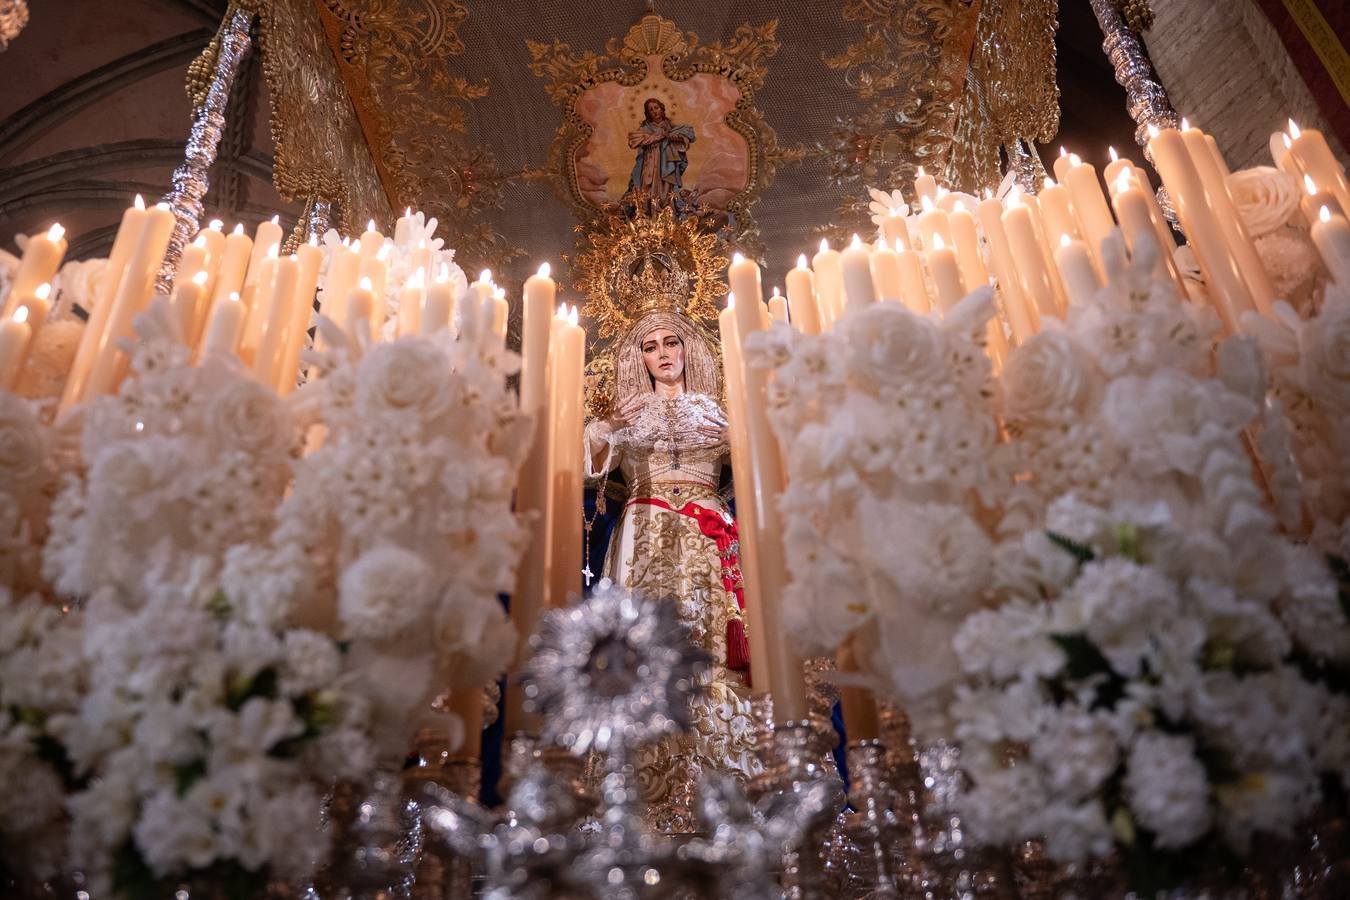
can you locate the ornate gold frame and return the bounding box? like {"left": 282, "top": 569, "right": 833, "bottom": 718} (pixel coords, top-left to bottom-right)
{"left": 527, "top": 12, "right": 782, "bottom": 258}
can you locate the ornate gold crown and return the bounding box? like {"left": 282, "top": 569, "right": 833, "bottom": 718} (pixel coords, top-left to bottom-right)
{"left": 569, "top": 203, "right": 728, "bottom": 340}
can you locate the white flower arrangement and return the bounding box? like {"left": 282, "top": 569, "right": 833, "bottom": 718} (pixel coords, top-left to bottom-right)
{"left": 745, "top": 289, "right": 1000, "bottom": 721}
{"left": 0, "top": 290, "right": 529, "bottom": 891}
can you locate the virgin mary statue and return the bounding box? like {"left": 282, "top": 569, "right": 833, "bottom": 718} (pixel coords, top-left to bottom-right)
{"left": 584, "top": 309, "right": 760, "bottom": 832}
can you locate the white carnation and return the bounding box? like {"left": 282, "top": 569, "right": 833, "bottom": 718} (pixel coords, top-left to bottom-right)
{"left": 954, "top": 601, "right": 1064, "bottom": 681}
{"left": 1037, "top": 799, "right": 1115, "bottom": 862}
{"left": 1069, "top": 559, "right": 1185, "bottom": 677}
{"left": 1124, "top": 732, "right": 1212, "bottom": 848}
{"left": 280, "top": 629, "right": 341, "bottom": 696}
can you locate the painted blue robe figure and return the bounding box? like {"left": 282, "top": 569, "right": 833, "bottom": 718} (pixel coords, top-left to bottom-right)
{"left": 627, "top": 98, "right": 695, "bottom": 205}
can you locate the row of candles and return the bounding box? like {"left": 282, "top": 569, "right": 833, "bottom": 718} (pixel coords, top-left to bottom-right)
{"left": 710, "top": 119, "right": 1350, "bottom": 734}
{"left": 3, "top": 115, "right": 1349, "bottom": 751}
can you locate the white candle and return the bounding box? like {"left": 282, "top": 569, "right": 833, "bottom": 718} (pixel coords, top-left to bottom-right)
{"left": 202, "top": 292, "right": 245, "bottom": 358}
{"left": 82, "top": 202, "right": 176, "bottom": 399}
{"left": 917, "top": 195, "right": 954, "bottom": 252}
{"left": 15, "top": 282, "right": 51, "bottom": 336}
{"left": 4, "top": 223, "right": 66, "bottom": 318}
{"left": 1288, "top": 120, "right": 1350, "bottom": 219}
{"left": 0, "top": 307, "right": 33, "bottom": 390}
{"left": 62, "top": 198, "right": 148, "bottom": 411}
{"left": 1148, "top": 125, "right": 1258, "bottom": 332}
{"left": 950, "top": 202, "right": 990, "bottom": 292}
{"left": 170, "top": 270, "right": 209, "bottom": 343}
{"left": 277, "top": 236, "right": 323, "bottom": 392}
{"left": 1271, "top": 131, "right": 1303, "bottom": 182}
{"left": 1181, "top": 121, "right": 1277, "bottom": 316}
{"left": 546, "top": 304, "right": 585, "bottom": 609}
{"left": 897, "top": 247, "right": 931, "bottom": 315}
{"left": 1003, "top": 195, "right": 1061, "bottom": 324}
{"left": 1062, "top": 153, "right": 1117, "bottom": 278}
{"left": 346, "top": 277, "right": 375, "bottom": 341}
{"left": 209, "top": 223, "right": 253, "bottom": 308}
{"left": 869, "top": 238, "right": 904, "bottom": 302}
{"left": 927, "top": 233, "right": 966, "bottom": 313}
{"left": 397, "top": 267, "right": 427, "bottom": 337}
{"left": 358, "top": 219, "right": 384, "bottom": 259}
{"left": 320, "top": 239, "right": 361, "bottom": 342}
{"left": 252, "top": 252, "right": 300, "bottom": 383}
{"left": 768, "top": 287, "right": 789, "bottom": 323}
{"left": 244, "top": 215, "right": 283, "bottom": 289}
{"left": 358, "top": 244, "right": 390, "bottom": 333}
{"left": 421, "top": 264, "right": 455, "bottom": 336}
{"left": 491, "top": 287, "right": 509, "bottom": 342}
{"left": 1054, "top": 234, "right": 1101, "bottom": 306}
{"left": 811, "top": 239, "right": 844, "bottom": 327}
{"left": 881, "top": 209, "right": 911, "bottom": 250}
{"left": 1103, "top": 147, "right": 1133, "bottom": 194}
{"left": 240, "top": 247, "right": 279, "bottom": 357}
{"left": 1312, "top": 206, "right": 1350, "bottom": 286}
{"left": 914, "top": 166, "right": 939, "bottom": 206}
{"left": 1301, "top": 174, "right": 1346, "bottom": 225}
{"left": 1052, "top": 146, "right": 1074, "bottom": 183}
{"left": 840, "top": 234, "right": 877, "bottom": 311}
{"left": 978, "top": 195, "right": 1037, "bottom": 342}
{"left": 1112, "top": 171, "right": 1174, "bottom": 284}
{"left": 194, "top": 219, "right": 226, "bottom": 278}
{"left": 784, "top": 255, "right": 823, "bottom": 335}
{"left": 1038, "top": 178, "right": 1081, "bottom": 245}
{"left": 393, "top": 207, "right": 414, "bottom": 247}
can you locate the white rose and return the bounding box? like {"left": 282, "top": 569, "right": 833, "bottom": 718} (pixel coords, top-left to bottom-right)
{"left": 355, "top": 338, "right": 453, "bottom": 422}
{"left": 338, "top": 545, "right": 436, "bottom": 641}
{"left": 0, "top": 394, "right": 47, "bottom": 493}
{"left": 1299, "top": 294, "right": 1350, "bottom": 413}
{"left": 1001, "top": 330, "right": 1098, "bottom": 425}
{"left": 840, "top": 303, "right": 945, "bottom": 387}
{"left": 1226, "top": 166, "right": 1299, "bottom": 238}
{"left": 207, "top": 377, "right": 290, "bottom": 458}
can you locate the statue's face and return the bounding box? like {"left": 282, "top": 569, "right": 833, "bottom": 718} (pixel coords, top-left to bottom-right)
{"left": 641, "top": 327, "right": 685, "bottom": 387}
{"left": 645, "top": 99, "right": 665, "bottom": 122}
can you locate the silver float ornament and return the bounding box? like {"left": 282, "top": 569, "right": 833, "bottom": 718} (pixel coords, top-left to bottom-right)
{"left": 412, "top": 580, "right": 835, "bottom": 897}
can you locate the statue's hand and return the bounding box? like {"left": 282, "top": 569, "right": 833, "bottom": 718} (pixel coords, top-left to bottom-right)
{"left": 607, "top": 394, "right": 645, "bottom": 431}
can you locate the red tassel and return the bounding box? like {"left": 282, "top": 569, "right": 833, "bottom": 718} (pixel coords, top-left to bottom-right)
{"left": 726, "top": 618, "right": 751, "bottom": 674}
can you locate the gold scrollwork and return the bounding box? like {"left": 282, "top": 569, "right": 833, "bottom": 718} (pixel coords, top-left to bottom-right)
{"left": 231, "top": 0, "right": 391, "bottom": 233}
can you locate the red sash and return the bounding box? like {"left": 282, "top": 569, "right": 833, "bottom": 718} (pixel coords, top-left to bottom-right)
{"left": 626, "top": 495, "right": 750, "bottom": 673}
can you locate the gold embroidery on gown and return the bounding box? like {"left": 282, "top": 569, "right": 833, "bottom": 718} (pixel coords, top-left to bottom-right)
{"left": 585, "top": 392, "right": 761, "bottom": 833}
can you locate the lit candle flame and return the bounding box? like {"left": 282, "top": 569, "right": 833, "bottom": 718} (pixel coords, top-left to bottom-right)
{"left": 1117, "top": 171, "right": 1133, "bottom": 195}
{"left": 192, "top": 270, "right": 209, "bottom": 286}
{"left": 1321, "top": 206, "right": 1332, "bottom": 224}
{"left": 932, "top": 233, "right": 945, "bottom": 251}
{"left": 920, "top": 195, "right": 935, "bottom": 212}
{"left": 1304, "top": 174, "right": 1318, "bottom": 195}
{"left": 772, "top": 286, "right": 781, "bottom": 297}
{"left": 209, "top": 219, "right": 224, "bottom": 230}
{"left": 733, "top": 251, "right": 745, "bottom": 264}
{"left": 1288, "top": 119, "right": 1301, "bottom": 139}
{"left": 1147, "top": 124, "right": 1160, "bottom": 139}
{"left": 849, "top": 233, "right": 863, "bottom": 249}
{"left": 359, "top": 277, "right": 373, "bottom": 291}
{"left": 954, "top": 199, "right": 968, "bottom": 213}
{"left": 1282, "top": 134, "right": 1293, "bottom": 150}
{"left": 35, "top": 283, "right": 51, "bottom": 301}
{"left": 478, "top": 269, "right": 492, "bottom": 284}
{"left": 1059, "top": 146, "right": 1067, "bottom": 158}
{"left": 567, "top": 305, "right": 579, "bottom": 327}
{"left": 1181, "top": 117, "right": 1191, "bottom": 131}
{"left": 796, "top": 254, "right": 808, "bottom": 270}
{"left": 193, "top": 234, "right": 209, "bottom": 247}
{"left": 308, "top": 234, "right": 318, "bottom": 246}
{"left": 233, "top": 223, "right": 245, "bottom": 236}
{"left": 985, "top": 188, "right": 994, "bottom": 200}
{"left": 376, "top": 243, "right": 390, "bottom": 261}
{"left": 727, "top": 292, "right": 736, "bottom": 309}
{"left": 1043, "top": 177, "right": 1055, "bottom": 190}
{"left": 409, "top": 267, "right": 426, "bottom": 288}
{"left": 894, "top": 238, "right": 904, "bottom": 253}
{"left": 229, "top": 291, "right": 241, "bottom": 303}
{"left": 1060, "top": 234, "right": 1072, "bottom": 248}
{"left": 14, "top": 306, "right": 29, "bottom": 325}
{"left": 438, "top": 263, "right": 450, "bottom": 281}
{"left": 134, "top": 194, "right": 145, "bottom": 210}
{"left": 405, "top": 207, "right": 412, "bottom": 217}
{"left": 1068, "top": 153, "right": 1082, "bottom": 167}
{"left": 1008, "top": 187, "right": 1022, "bottom": 207}
{"left": 266, "top": 244, "right": 279, "bottom": 259}
{"left": 1109, "top": 146, "right": 1119, "bottom": 162}
{"left": 155, "top": 202, "right": 170, "bottom": 211}
{"left": 937, "top": 186, "right": 949, "bottom": 197}
{"left": 494, "top": 287, "right": 505, "bottom": 299}
{"left": 350, "top": 239, "right": 361, "bottom": 253}
{"left": 818, "top": 238, "right": 830, "bottom": 253}
{"left": 270, "top": 214, "right": 280, "bottom": 225}
{"left": 917, "top": 165, "right": 927, "bottom": 176}
{"left": 367, "top": 219, "right": 377, "bottom": 232}
{"left": 47, "top": 223, "right": 65, "bottom": 242}
{"left": 888, "top": 207, "right": 902, "bottom": 218}
{"left": 537, "top": 262, "right": 551, "bottom": 279}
